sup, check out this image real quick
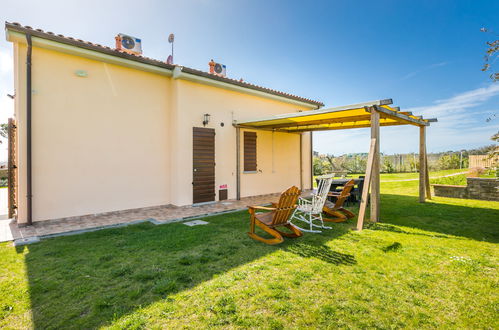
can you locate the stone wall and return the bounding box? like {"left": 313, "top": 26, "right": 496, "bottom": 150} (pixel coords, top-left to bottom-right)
{"left": 433, "top": 178, "right": 499, "bottom": 201}
{"left": 466, "top": 178, "right": 499, "bottom": 201}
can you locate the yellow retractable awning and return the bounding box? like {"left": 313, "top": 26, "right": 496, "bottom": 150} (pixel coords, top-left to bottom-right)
{"left": 234, "top": 99, "right": 436, "bottom": 132}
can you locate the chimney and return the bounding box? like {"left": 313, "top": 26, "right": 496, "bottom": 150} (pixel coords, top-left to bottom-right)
{"left": 115, "top": 35, "right": 122, "bottom": 51}
{"left": 208, "top": 59, "right": 215, "bottom": 74}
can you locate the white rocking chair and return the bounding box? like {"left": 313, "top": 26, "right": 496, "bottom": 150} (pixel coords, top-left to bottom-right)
{"left": 291, "top": 173, "right": 334, "bottom": 233}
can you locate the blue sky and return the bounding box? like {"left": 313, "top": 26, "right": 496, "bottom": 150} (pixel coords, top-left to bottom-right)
{"left": 0, "top": 0, "right": 498, "bottom": 158}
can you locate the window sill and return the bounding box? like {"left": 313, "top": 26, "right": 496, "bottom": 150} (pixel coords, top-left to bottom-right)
{"left": 243, "top": 171, "right": 258, "bottom": 174}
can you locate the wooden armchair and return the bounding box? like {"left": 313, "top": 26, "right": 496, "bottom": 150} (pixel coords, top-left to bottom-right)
{"left": 323, "top": 179, "right": 356, "bottom": 222}
{"left": 247, "top": 186, "right": 303, "bottom": 245}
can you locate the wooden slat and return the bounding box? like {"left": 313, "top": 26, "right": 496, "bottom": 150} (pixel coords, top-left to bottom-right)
{"left": 244, "top": 131, "right": 257, "bottom": 172}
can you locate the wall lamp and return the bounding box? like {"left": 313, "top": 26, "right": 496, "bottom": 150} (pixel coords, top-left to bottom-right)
{"left": 203, "top": 113, "right": 211, "bottom": 127}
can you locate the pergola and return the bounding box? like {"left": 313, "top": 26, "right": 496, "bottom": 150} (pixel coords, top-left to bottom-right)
{"left": 233, "top": 99, "right": 437, "bottom": 230}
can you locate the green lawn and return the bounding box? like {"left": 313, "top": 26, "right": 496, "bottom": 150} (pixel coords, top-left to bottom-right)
{"left": 1, "top": 178, "right": 498, "bottom": 329}
{"left": 381, "top": 168, "right": 465, "bottom": 181}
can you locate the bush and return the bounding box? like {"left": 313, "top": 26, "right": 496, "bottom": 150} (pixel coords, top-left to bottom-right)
{"left": 468, "top": 167, "right": 486, "bottom": 177}
{"left": 438, "top": 154, "right": 461, "bottom": 170}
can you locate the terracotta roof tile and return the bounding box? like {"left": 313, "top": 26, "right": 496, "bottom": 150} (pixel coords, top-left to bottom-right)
{"left": 5, "top": 22, "right": 324, "bottom": 107}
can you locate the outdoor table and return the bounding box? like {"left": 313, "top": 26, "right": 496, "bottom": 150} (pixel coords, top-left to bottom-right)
{"left": 329, "top": 178, "right": 364, "bottom": 191}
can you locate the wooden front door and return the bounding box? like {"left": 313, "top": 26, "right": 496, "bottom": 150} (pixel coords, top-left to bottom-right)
{"left": 192, "top": 127, "right": 215, "bottom": 203}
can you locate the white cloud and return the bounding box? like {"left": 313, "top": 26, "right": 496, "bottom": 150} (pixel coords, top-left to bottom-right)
{"left": 401, "top": 61, "right": 448, "bottom": 80}
{"left": 408, "top": 84, "right": 499, "bottom": 117}
{"left": 0, "top": 47, "right": 14, "bottom": 124}
{"left": 0, "top": 47, "right": 13, "bottom": 75}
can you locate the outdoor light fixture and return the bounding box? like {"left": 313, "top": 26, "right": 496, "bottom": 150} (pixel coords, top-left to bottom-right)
{"left": 203, "top": 113, "right": 211, "bottom": 127}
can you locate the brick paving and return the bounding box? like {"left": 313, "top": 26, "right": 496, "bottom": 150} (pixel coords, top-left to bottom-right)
{"left": 1, "top": 191, "right": 312, "bottom": 242}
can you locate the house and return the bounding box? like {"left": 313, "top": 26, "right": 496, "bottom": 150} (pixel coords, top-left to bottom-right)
{"left": 5, "top": 22, "right": 322, "bottom": 225}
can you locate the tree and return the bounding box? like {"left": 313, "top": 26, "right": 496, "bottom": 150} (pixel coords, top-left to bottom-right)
{"left": 0, "top": 123, "right": 7, "bottom": 139}
{"left": 383, "top": 158, "right": 395, "bottom": 173}
{"left": 438, "top": 154, "right": 461, "bottom": 170}
{"left": 481, "top": 28, "right": 498, "bottom": 82}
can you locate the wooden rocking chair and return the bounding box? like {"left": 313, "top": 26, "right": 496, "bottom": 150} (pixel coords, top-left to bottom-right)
{"left": 247, "top": 186, "right": 303, "bottom": 245}
{"left": 323, "top": 179, "right": 356, "bottom": 222}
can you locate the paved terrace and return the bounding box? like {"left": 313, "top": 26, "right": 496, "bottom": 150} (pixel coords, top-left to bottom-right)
{"left": 0, "top": 191, "right": 312, "bottom": 244}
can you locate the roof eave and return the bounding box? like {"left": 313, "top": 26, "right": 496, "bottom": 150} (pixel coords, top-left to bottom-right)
{"left": 5, "top": 22, "right": 323, "bottom": 109}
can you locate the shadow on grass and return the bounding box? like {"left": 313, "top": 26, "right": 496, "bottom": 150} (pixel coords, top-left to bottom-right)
{"left": 381, "top": 242, "right": 402, "bottom": 253}
{"left": 12, "top": 192, "right": 498, "bottom": 328}
{"left": 366, "top": 222, "right": 466, "bottom": 240}
{"left": 286, "top": 243, "right": 356, "bottom": 265}
{"left": 379, "top": 194, "right": 499, "bottom": 243}
{"left": 14, "top": 210, "right": 352, "bottom": 329}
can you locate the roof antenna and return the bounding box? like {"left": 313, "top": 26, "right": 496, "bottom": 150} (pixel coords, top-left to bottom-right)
{"left": 167, "top": 33, "right": 174, "bottom": 64}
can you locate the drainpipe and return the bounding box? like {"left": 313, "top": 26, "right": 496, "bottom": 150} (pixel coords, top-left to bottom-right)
{"left": 236, "top": 127, "right": 240, "bottom": 200}
{"left": 26, "top": 34, "right": 33, "bottom": 226}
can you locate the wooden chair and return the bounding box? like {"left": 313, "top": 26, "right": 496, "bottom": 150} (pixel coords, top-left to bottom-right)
{"left": 323, "top": 179, "right": 356, "bottom": 222}
{"left": 247, "top": 186, "right": 303, "bottom": 245}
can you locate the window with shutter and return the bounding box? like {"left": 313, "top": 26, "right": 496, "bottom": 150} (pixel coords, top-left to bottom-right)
{"left": 244, "top": 131, "right": 257, "bottom": 172}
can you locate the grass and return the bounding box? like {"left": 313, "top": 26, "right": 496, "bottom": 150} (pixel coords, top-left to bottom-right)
{"left": 0, "top": 175, "right": 498, "bottom": 328}
{"left": 431, "top": 174, "right": 468, "bottom": 186}
{"left": 380, "top": 168, "right": 465, "bottom": 181}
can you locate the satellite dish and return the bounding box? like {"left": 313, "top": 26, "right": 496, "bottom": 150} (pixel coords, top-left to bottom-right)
{"left": 168, "top": 33, "right": 175, "bottom": 43}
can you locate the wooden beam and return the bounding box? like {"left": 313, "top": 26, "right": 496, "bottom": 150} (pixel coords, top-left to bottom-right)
{"left": 425, "top": 146, "right": 431, "bottom": 200}
{"left": 235, "top": 99, "right": 393, "bottom": 126}
{"left": 356, "top": 138, "right": 377, "bottom": 231}
{"left": 370, "top": 108, "right": 380, "bottom": 222}
{"left": 255, "top": 114, "right": 372, "bottom": 129}
{"left": 373, "top": 105, "right": 429, "bottom": 126}
{"left": 280, "top": 121, "right": 405, "bottom": 133}
{"left": 299, "top": 133, "right": 303, "bottom": 190}
{"left": 310, "top": 132, "right": 314, "bottom": 189}
{"left": 419, "top": 126, "right": 426, "bottom": 203}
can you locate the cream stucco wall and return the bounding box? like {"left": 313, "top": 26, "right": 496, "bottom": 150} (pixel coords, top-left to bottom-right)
{"left": 170, "top": 80, "right": 312, "bottom": 206}
{"left": 12, "top": 40, "right": 313, "bottom": 223}
{"left": 16, "top": 45, "right": 173, "bottom": 221}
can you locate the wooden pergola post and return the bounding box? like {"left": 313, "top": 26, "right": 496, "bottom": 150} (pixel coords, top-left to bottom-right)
{"left": 356, "top": 106, "right": 381, "bottom": 230}
{"left": 419, "top": 125, "right": 426, "bottom": 203}
{"left": 425, "top": 146, "right": 431, "bottom": 200}
{"left": 356, "top": 139, "right": 376, "bottom": 231}
{"left": 370, "top": 108, "right": 380, "bottom": 222}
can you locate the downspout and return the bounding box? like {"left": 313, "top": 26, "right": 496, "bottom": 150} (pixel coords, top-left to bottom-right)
{"left": 26, "top": 34, "right": 33, "bottom": 226}
{"left": 236, "top": 127, "right": 240, "bottom": 200}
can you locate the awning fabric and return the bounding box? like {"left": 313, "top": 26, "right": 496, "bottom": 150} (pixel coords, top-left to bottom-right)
{"left": 234, "top": 99, "right": 436, "bottom": 132}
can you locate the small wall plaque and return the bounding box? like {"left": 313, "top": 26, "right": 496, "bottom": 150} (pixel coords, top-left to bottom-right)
{"left": 75, "top": 70, "right": 88, "bottom": 77}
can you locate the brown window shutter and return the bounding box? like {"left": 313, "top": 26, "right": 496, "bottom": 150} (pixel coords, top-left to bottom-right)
{"left": 244, "top": 131, "right": 257, "bottom": 172}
